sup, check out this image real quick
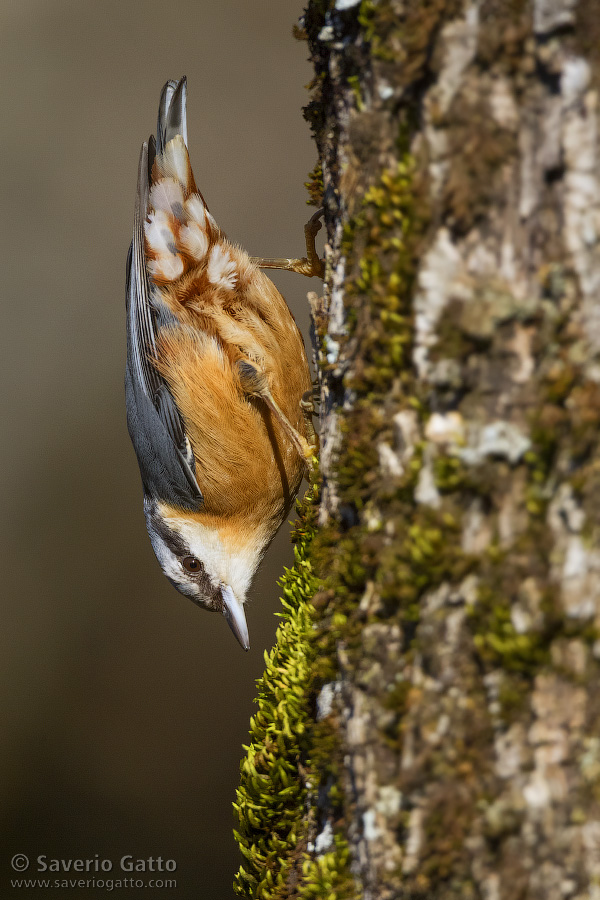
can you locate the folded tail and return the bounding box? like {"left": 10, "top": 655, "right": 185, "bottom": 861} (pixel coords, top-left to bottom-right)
{"left": 144, "top": 77, "right": 219, "bottom": 284}
{"left": 156, "top": 78, "right": 188, "bottom": 154}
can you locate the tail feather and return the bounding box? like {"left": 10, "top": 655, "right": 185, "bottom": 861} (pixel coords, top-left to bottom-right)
{"left": 153, "top": 134, "right": 195, "bottom": 191}
{"left": 144, "top": 78, "right": 219, "bottom": 284}
{"left": 156, "top": 78, "right": 187, "bottom": 154}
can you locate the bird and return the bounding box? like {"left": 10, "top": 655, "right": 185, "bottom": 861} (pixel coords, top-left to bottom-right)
{"left": 125, "top": 77, "right": 323, "bottom": 651}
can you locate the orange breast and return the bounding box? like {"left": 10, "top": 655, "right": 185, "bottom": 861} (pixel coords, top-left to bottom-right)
{"left": 153, "top": 252, "right": 312, "bottom": 527}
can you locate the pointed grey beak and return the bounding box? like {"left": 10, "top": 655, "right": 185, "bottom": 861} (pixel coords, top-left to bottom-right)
{"left": 221, "top": 584, "right": 250, "bottom": 651}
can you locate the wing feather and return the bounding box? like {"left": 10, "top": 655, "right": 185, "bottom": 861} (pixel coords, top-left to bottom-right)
{"left": 125, "top": 135, "right": 203, "bottom": 510}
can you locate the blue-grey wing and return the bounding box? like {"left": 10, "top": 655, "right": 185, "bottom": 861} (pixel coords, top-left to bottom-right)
{"left": 125, "top": 136, "right": 202, "bottom": 511}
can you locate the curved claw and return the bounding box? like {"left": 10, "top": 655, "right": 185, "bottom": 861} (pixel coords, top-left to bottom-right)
{"left": 250, "top": 207, "right": 325, "bottom": 278}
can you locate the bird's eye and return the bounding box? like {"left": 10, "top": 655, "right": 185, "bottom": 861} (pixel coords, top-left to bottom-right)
{"left": 182, "top": 556, "right": 202, "bottom": 574}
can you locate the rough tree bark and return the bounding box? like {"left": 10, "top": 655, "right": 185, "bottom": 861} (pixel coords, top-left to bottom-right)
{"left": 235, "top": 2, "right": 600, "bottom": 899}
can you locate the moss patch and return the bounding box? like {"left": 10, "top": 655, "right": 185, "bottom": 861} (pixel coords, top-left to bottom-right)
{"left": 233, "top": 483, "right": 356, "bottom": 899}
{"left": 359, "top": 0, "right": 463, "bottom": 73}
{"left": 304, "top": 161, "right": 324, "bottom": 207}
{"left": 233, "top": 487, "right": 319, "bottom": 899}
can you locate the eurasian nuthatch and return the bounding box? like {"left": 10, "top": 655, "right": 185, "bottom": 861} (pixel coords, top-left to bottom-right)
{"left": 125, "top": 78, "right": 322, "bottom": 650}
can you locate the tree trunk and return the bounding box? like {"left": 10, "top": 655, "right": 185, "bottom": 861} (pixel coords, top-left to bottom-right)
{"left": 235, "top": 1, "right": 600, "bottom": 898}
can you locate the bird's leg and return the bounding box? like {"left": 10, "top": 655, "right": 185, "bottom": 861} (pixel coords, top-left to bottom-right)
{"left": 236, "top": 361, "right": 315, "bottom": 470}
{"left": 250, "top": 208, "right": 325, "bottom": 278}
{"left": 300, "top": 389, "right": 319, "bottom": 456}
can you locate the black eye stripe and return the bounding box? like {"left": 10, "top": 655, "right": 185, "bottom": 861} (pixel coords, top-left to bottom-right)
{"left": 148, "top": 509, "right": 187, "bottom": 557}
{"left": 146, "top": 506, "right": 211, "bottom": 590}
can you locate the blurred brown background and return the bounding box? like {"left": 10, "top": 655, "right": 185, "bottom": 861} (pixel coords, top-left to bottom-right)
{"left": 0, "top": 1, "right": 315, "bottom": 897}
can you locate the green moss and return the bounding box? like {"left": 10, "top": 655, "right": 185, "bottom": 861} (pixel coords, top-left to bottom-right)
{"left": 466, "top": 533, "right": 599, "bottom": 719}
{"left": 304, "top": 161, "right": 323, "bottom": 207}
{"left": 310, "top": 155, "right": 444, "bottom": 642}
{"left": 233, "top": 487, "right": 319, "bottom": 899}
{"left": 467, "top": 584, "right": 552, "bottom": 675}
{"left": 298, "top": 834, "right": 354, "bottom": 899}
{"left": 359, "top": 0, "right": 464, "bottom": 67}
{"left": 433, "top": 454, "right": 468, "bottom": 493}
{"left": 376, "top": 512, "right": 472, "bottom": 617}
{"left": 358, "top": 0, "right": 396, "bottom": 62}
{"left": 346, "top": 74, "right": 365, "bottom": 111}
{"left": 340, "top": 159, "right": 422, "bottom": 385}
{"left": 233, "top": 483, "right": 356, "bottom": 899}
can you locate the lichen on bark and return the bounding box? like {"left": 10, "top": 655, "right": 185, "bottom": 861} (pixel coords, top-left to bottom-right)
{"left": 235, "top": 0, "right": 600, "bottom": 898}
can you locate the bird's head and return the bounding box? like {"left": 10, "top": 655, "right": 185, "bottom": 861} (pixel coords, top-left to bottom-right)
{"left": 143, "top": 497, "right": 268, "bottom": 650}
